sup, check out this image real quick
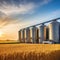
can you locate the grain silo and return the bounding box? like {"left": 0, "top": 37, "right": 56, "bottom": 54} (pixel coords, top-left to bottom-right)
{"left": 21, "top": 29, "right": 25, "bottom": 43}
{"left": 59, "top": 23, "right": 60, "bottom": 43}
{"left": 48, "top": 20, "right": 60, "bottom": 43}
{"left": 46, "top": 27, "right": 49, "bottom": 40}
{"left": 30, "top": 26, "right": 39, "bottom": 43}
{"left": 25, "top": 27, "right": 31, "bottom": 43}
{"left": 39, "top": 24, "right": 47, "bottom": 43}
{"left": 19, "top": 30, "right": 22, "bottom": 42}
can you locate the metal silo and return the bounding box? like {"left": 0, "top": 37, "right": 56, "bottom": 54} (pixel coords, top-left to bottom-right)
{"left": 19, "top": 30, "right": 22, "bottom": 42}
{"left": 30, "top": 26, "right": 38, "bottom": 43}
{"left": 25, "top": 27, "right": 31, "bottom": 43}
{"left": 59, "top": 23, "right": 60, "bottom": 43}
{"left": 48, "top": 20, "right": 60, "bottom": 43}
{"left": 39, "top": 24, "right": 47, "bottom": 43}
{"left": 21, "top": 29, "right": 25, "bottom": 43}
{"left": 46, "top": 27, "right": 49, "bottom": 40}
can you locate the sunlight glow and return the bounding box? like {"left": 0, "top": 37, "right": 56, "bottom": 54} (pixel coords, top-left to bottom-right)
{"left": 0, "top": 31, "right": 4, "bottom": 37}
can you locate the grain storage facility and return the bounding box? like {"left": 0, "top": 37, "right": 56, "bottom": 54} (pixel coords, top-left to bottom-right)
{"left": 39, "top": 24, "right": 47, "bottom": 43}
{"left": 30, "top": 26, "right": 39, "bottom": 43}
{"left": 48, "top": 20, "right": 60, "bottom": 43}
{"left": 18, "top": 18, "right": 60, "bottom": 44}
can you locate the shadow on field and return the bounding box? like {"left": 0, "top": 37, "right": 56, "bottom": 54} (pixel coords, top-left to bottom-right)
{"left": 0, "top": 50, "right": 60, "bottom": 60}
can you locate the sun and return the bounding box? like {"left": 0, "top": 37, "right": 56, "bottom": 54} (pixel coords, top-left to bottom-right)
{"left": 0, "top": 31, "right": 3, "bottom": 37}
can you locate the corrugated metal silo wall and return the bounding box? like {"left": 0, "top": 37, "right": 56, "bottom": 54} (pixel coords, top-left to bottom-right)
{"left": 21, "top": 29, "right": 25, "bottom": 43}
{"left": 48, "top": 21, "right": 60, "bottom": 43}
{"left": 25, "top": 28, "right": 31, "bottom": 43}
{"left": 19, "top": 30, "right": 22, "bottom": 42}
{"left": 30, "top": 27, "right": 39, "bottom": 43}
{"left": 46, "top": 27, "right": 49, "bottom": 40}
{"left": 39, "top": 24, "right": 47, "bottom": 43}
{"left": 59, "top": 23, "right": 60, "bottom": 43}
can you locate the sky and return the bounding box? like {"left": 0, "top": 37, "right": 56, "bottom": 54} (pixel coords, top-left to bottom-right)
{"left": 0, "top": 0, "right": 60, "bottom": 40}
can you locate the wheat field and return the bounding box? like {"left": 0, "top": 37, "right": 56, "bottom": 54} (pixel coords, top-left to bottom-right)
{"left": 0, "top": 44, "right": 60, "bottom": 60}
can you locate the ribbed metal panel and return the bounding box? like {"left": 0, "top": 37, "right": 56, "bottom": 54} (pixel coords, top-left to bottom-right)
{"left": 21, "top": 29, "right": 25, "bottom": 43}
{"left": 39, "top": 24, "right": 47, "bottom": 43}
{"left": 46, "top": 27, "right": 49, "bottom": 40}
{"left": 25, "top": 28, "right": 31, "bottom": 43}
{"left": 19, "top": 30, "right": 22, "bottom": 42}
{"left": 48, "top": 21, "right": 60, "bottom": 43}
{"left": 30, "top": 27, "right": 38, "bottom": 43}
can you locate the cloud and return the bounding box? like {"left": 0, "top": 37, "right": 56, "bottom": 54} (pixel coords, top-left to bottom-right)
{"left": 44, "top": 10, "right": 60, "bottom": 19}
{"left": 0, "top": 11, "right": 18, "bottom": 28}
{"left": 42, "top": 0, "right": 52, "bottom": 5}
{"left": 0, "top": 11, "right": 6, "bottom": 18}
{"left": 0, "top": 0, "right": 52, "bottom": 15}
{"left": 0, "top": 1, "right": 35, "bottom": 15}
{"left": 0, "top": 0, "right": 52, "bottom": 28}
{"left": 23, "top": 9, "right": 60, "bottom": 28}
{"left": 36, "top": 9, "right": 60, "bottom": 23}
{"left": 51, "top": 10, "right": 60, "bottom": 15}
